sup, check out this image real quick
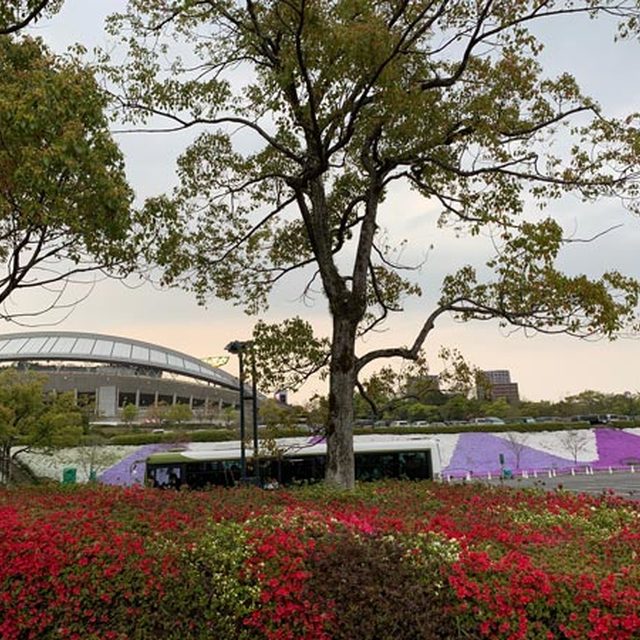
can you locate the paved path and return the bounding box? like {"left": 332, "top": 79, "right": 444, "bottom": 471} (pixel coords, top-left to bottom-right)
{"left": 454, "top": 470, "right": 640, "bottom": 501}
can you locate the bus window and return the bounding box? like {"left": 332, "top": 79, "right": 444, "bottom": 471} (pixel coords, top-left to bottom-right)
{"left": 185, "top": 461, "right": 231, "bottom": 489}
{"left": 278, "top": 456, "right": 324, "bottom": 485}
{"left": 398, "top": 452, "right": 428, "bottom": 480}
{"left": 149, "top": 465, "right": 184, "bottom": 489}
{"left": 355, "top": 453, "right": 398, "bottom": 482}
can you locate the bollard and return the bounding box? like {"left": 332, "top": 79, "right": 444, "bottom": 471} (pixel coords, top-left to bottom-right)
{"left": 522, "top": 470, "right": 528, "bottom": 479}
{"left": 571, "top": 468, "right": 575, "bottom": 476}
{"left": 632, "top": 466, "right": 635, "bottom": 474}
{"left": 548, "top": 470, "right": 553, "bottom": 478}
{"left": 487, "top": 472, "right": 492, "bottom": 480}
{"left": 608, "top": 466, "right": 613, "bottom": 474}
{"left": 533, "top": 470, "right": 538, "bottom": 478}
{"left": 465, "top": 472, "right": 471, "bottom": 481}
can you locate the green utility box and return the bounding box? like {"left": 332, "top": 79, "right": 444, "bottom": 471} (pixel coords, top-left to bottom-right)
{"left": 62, "top": 467, "right": 77, "bottom": 485}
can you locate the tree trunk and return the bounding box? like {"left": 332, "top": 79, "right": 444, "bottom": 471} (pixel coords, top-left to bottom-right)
{"left": 0, "top": 444, "right": 10, "bottom": 484}
{"left": 325, "top": 316, "right": 358, "bottom": 489}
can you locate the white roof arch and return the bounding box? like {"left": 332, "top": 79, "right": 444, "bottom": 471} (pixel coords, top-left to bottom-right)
{"left": 0, "top": 331, "right": 241, "bottom": 390}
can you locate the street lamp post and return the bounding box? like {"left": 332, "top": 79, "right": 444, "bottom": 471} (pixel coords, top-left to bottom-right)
{"left": 250, "top": 352, "right": 260, "bottom": 485}
{"left": 225, "top": 340, "right": 259, "bottom": 484}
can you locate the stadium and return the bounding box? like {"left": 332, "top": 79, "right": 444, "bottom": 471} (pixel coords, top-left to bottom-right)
{"left": 0, "top": 331, "right": 249, "bottom": 421}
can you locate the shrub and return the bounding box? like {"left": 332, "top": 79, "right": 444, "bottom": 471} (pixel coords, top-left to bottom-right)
{"left": 144, "top": 520, "right": 261, "bottom": 639}
{"left": 109, "top": 433, "right": 165, "bottom": 445}
{"left": 304, "top": 530, "right": 460, "bottom": 640}
{"left": 110, "top": 428, "right": 238, "bottom": 445}
{"left": 187, "top": 429, "right": 240, "bottom": 443}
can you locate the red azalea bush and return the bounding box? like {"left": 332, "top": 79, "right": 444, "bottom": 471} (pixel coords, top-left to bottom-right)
{"left": 0, "top": 482, "right": 639, "bottom": 639}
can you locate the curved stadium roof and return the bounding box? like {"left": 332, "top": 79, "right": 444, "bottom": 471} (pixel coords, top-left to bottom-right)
{"left": 0, "top": 331, "right": 240, "bottom": 390}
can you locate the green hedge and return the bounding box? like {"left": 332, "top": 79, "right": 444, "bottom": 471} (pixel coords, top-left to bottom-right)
{"left": 107, "top": 421, "right": 640, "bottom": 445}
{"left": 110, "top": 430, "right": 234, "bottom": 446}
{"left": 109, "top": 427, "right": 313, "bottom": 446}
{"left": 356, "top": 421, "right": 640, "bottom": 435}
{"left": 109, "top": 433, "right": 167, "bottom": 445}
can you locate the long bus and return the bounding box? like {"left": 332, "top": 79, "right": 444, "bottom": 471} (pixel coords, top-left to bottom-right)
{"left": 145, "top": 434, "right": 442, "bottom": 488}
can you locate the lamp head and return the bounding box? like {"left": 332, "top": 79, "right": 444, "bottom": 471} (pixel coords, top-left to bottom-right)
{"left": 225, "top": 340, "right": 253, "bottom": 354}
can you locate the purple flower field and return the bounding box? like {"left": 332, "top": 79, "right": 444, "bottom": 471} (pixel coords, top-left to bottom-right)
{"left": 443, "top": 428, "right": 640, "bottom": 478}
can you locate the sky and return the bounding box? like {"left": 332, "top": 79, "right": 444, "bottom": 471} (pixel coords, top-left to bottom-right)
{"left": 11, "top": 1, "right": 640, "bottom": 404}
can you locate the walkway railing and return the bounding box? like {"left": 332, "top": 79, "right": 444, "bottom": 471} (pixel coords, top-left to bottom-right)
{"left": 442, "top": 464, "right": 639, "bottom": 482}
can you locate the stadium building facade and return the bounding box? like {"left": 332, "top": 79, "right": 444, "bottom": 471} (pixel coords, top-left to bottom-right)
{"left": 0, "top": 331, "right": 251, "bottom": 420}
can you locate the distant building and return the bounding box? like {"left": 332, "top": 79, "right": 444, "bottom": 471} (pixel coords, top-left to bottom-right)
{"left": 477, "top": 370, "right": 520, "bottom": 404}
{"left": 482, "top": 370, "right": 512, "bottom": 385}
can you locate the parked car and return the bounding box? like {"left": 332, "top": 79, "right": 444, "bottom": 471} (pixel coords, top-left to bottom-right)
{"left": 472, "top": 417, "right": 505, "bottom": 425}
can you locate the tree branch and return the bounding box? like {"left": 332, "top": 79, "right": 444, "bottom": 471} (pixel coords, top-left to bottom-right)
{"left": 0, "top": 0, "right": 50, "bottom": 35}
{"left": 112, "top": 99, "right": 304, "bottom": 164}
{"left": 356, "top": 303, "right": 455, "bottom": 371}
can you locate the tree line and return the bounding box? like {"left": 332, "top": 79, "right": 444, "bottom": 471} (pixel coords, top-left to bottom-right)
{"left": 260, "top": 388, "right": 640, "bottom": 431}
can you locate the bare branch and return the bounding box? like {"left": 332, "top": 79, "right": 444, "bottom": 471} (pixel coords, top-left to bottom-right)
{"left": 111, "top": 98, "right": 304, "bottom": 164}
{"left": 356, "top": 303, "right": 455, "bottom": 371}
{"left": 563, "top": 223, "right": 624, "bottom": 244}
{"left": 205, "top": 194, "right": 297, "bottom": 266}
{"left": 355, "top": 379, "right": 379, "bottom": 417}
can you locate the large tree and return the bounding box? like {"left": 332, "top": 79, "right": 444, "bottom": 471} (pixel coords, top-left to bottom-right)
{"left": 0, "top": 35, "right": 135, "bottom": 322}
{"left": 107, "top": 1, "right": 640, "bottom": 488}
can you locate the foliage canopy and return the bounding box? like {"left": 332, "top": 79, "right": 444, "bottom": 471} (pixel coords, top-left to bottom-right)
{"left": 0, "top": 368, "right": 82, "bottom": 483}
{"left": 0, "top": 35, "right": 135, "bottom": 321}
